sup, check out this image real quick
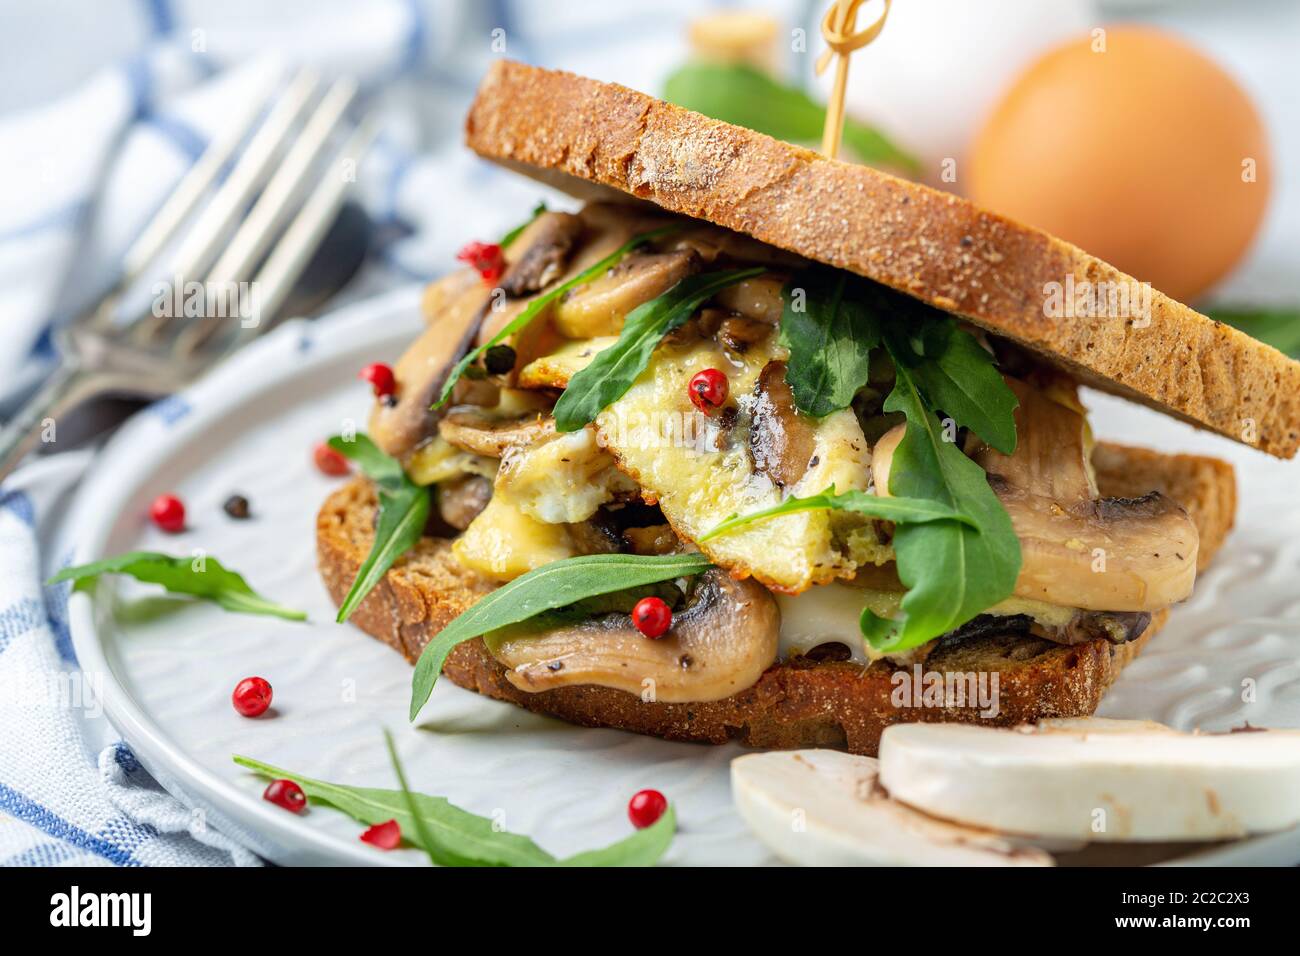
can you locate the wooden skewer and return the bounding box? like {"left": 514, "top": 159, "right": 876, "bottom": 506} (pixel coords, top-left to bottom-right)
{"left": 816, "top": 0, "right": 892, "bottom": 159}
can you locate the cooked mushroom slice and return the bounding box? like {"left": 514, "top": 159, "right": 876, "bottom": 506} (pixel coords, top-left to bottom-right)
{"left": 977, "top": 378, "right": 1198, "bottom": 611}
{"left": 552, "top": 249, "right": 700, "bottom": 338}
{"left": 713, "top": 274, "right": 786, "bottom": 325}
{"left": 436, "top": 475, "right": 492, "bottom": 531}
{"left": 498, "top": 212, "right": 583, "bottom": 297}
{"left": 486, "top": 569, "right": 780, "bottom": 702}
{"left": 937, "top": 609, "right": 1151, "bottom": 649}
{"left": 997, "top": 483, "right": 1197, "bottom": 611}
{"left": 672, "top": 226, "right": 807, "bottom": 269}
{"left": 1035, "top": 609, "right": 1152, "bottom": 646}
{"left": 750, "top": 360, "right": 817, "bottom": 489}
{"left": 438, "top": 404, "right": 555, "bottom": 457}
{"left": 717, "top": 315, "right": 774, "bottom": 353}
{"left": 871, "top": 376, "right": 1200, "bottom": 612}
{"left": 369, "top": 289, "right": 486, "bottom": 458}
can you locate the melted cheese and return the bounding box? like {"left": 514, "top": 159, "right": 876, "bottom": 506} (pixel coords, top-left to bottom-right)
{"left": 776, "top": 584, "right": 1084, "bottom": 667}
{"left": 453, "top": 495, "right": 577, "bottom": 580}
{"left": 497, "top": 429, "right": 633, "bottom": 524}
{"left": 452, "top": 427, "right": 629, "bottom": 581}
{"left": 592, "top": 336, "right": 871, "bottom": 593}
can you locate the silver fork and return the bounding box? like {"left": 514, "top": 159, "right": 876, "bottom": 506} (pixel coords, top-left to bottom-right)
{"left": 0, "top": 67, "right": 377, "bottom": 483}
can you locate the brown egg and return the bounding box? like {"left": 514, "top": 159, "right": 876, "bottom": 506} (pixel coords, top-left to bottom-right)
{"left": 968, "top": 26, "right": 1270, "bottom": 303}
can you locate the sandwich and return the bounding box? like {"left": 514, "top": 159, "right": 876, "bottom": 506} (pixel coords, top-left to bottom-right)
{"left": 318, "top": 61, "right": 1293, "bottom": 756}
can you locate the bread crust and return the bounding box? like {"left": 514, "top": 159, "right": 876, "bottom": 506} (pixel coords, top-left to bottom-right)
{"left": 464, "top": 60, "right": 1300, "bottom": 459}
{"left": 317, "top": 443, "right": 1236, "bottom": 755}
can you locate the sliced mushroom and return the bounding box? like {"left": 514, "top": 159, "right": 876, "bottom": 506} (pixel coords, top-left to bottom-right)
{"left": 938, "top": 609, "right": 1151, "bottom": 649}
{"left": 718, "top": 315, "right": 774, "bottom": 353}
{"left": 552, "top": 249, "right": 700, "bottom": 338}
{"left": 438, "top": 404, "right": 555, "bottom": 458}
{"left": 436, "top": 475, "right": 492, "bottom": 531}
{"left": 993, "top": 481, "right": 1198, "bottom": 611}
{"left": 713, "top": 274, "right": 786, "bottom": 325}
{"left": 498, "top": 212, "right": 583, "bottom": 297}
{"left": 486, "top": 569, "right": 780, "bottom": 702}
{"left": 369, "top": 287, "right": 486, "bottom": 458}
{"left": 671, "top": 225, "right": 807, "bottom": 270}
{"left": 750, "top": 360, "right": 817, "bottom": 489}
{"left": 978, "top": 378, "right": 1198, "bottom": 611}
{"left": 871, "top": 376, "right": 1200, "bottom": 612}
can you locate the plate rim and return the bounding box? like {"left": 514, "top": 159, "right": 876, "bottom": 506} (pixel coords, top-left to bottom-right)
{"left": 68, "top": 286, "right": 425, "bottom": 866}
{"left": 63, "top": 284, "right": 1300, "bottom": 867}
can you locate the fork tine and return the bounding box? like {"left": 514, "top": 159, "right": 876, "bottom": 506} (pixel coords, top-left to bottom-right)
{"left": 163, "top": 67, "right": 322, "bottom": 292}
{"left": 204, "top": 76, "right": 358, "bottom": 291}
{"left": 127, "top": 68, "right": 320, "bottom": 345}
{"left": 236, "top": 115, "right": 378, "bottom": 340}
{"left": 120, "top": 65, "right": 283, "bottom": 283}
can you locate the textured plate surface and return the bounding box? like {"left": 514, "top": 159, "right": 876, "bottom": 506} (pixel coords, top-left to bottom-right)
{"left": 66, "top": 286, "right": 1300, "bottom": 865}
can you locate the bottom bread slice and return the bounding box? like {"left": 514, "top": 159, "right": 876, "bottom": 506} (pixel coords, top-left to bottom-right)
{"left": 316, "top": 441, "right": 1235, "bottom": 755}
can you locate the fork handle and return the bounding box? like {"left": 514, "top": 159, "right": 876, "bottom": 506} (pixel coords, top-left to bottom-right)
{"left": 0, "top": 361, "right": 108, "bottom": 485}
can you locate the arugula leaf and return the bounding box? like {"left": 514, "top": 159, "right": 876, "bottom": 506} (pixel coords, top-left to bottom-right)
{"left": 779, "top": 269, "right": 880, "bottom": 417}
{"left": 434, "top": 225, "right": 682, "bottom": 410}
{"left": 233, "top": 754, "right": 555, "bottom": 867}
{"left": 327, "top": 434, "right": 429, "bottom": 624}
{"left": 384, "top": 729, "right": 446, "bottom": 866}
{"left": 1208, "top": 306, "right": 1300, "bottom": 357}
{"left": 663, "top": 62, "right": 919, "bottom": 174}
{"left": 48, "top": 552, "right": 305, "bottom": 621}
{"left": 865, "top": 337, "right": 1021, "bottom": 652}
{"left": 899, "top": 310, "right": 1019, "bottom": 455}
{"left": 410, "top": 552, "right": 712, "bottom": 720}
{"left": 499, "top": 201, "right": 547, "bottom": 249}
{"left": 559, "top": 805, "right": 677, "bottom": 867}
{"left": 698, "top": 485, "right": 976, "bottom": 542}
{"left": 553, "top": 268, "right": 765, "bottom": 431}
{"left": 233, "top": 751, "right": 677, "bottom": 867}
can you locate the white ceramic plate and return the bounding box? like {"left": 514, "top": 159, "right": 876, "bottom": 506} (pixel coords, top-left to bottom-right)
{"left": 66, "top": 286, "right": 1300, "bottom": 866}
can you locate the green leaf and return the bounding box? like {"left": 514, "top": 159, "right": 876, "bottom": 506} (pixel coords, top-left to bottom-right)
{"left": 328, "top": 434, "right": 430, "bottom": 623}
{"left": 560, "top": 805, "right": 677, "bottom": 867}
{"left": 866, "top": 339, "right": 1021, "bottom": 652}
{"left": 499, "top": 201, "right": 547, "bottom": 249}
{"left": 698, "top": 485, "right": 976, "bottom": 542}
{"left": 434, "top": 225, "right": 683, "bottom": 410}
{"left": 233, "top": 751, "right": 677, "bottom": 867}
{"left": 232, "top": 754, "right": 556, "bottom": 867}
{"left": 553, "top": 268, "right": 765, "bottom": 431}
{"left": 778, "top": 268, "right": 881, "bottom": 417}
{"left": 409, "top": 552, "right": 713, "bottom": 720}
{"left": 663, "top": 62, "right": 919, "bottom": 174}
{"left": 901, "top": 315, "right": 1019, "bottom": 455}
{"left": 384, "top": 729, "right": 444, "bottom": 866}
{"left": 1208, "top": 306, "right": 1300, "bottom": 357}
{"left": 48, "top": 551, "right": 306, "bottom": 621}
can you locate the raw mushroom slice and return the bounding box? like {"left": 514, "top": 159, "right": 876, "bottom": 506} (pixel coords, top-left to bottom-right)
{"left": 879, "top": 720, "right": 1300, "bottom": 842}
{"left": 485, "top": 569, "right": 779, "bottom": 702}
{"left": 731, "top": 750, "right": 1053, "bottom": 867}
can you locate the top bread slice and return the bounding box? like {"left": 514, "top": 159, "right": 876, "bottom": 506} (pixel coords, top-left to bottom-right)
{"left": 464, "top": 60, "right": 1300, "bottom": 459}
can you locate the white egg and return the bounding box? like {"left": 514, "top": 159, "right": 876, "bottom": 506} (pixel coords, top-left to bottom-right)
{"left": 812, "top": 0, "right": 1096, "bottom": 181}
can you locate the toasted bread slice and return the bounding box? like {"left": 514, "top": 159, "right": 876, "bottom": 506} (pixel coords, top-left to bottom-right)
{"left": 317, "top": 443, "right": 1236, "bottom": 755}
{"left": 464, "top": 61, "right": 1300, "bottom": 459}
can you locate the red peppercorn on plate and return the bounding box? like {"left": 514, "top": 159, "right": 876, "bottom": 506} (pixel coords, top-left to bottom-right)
{"left": 60, "top": 287, "right": 1300, "bottom": 866}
